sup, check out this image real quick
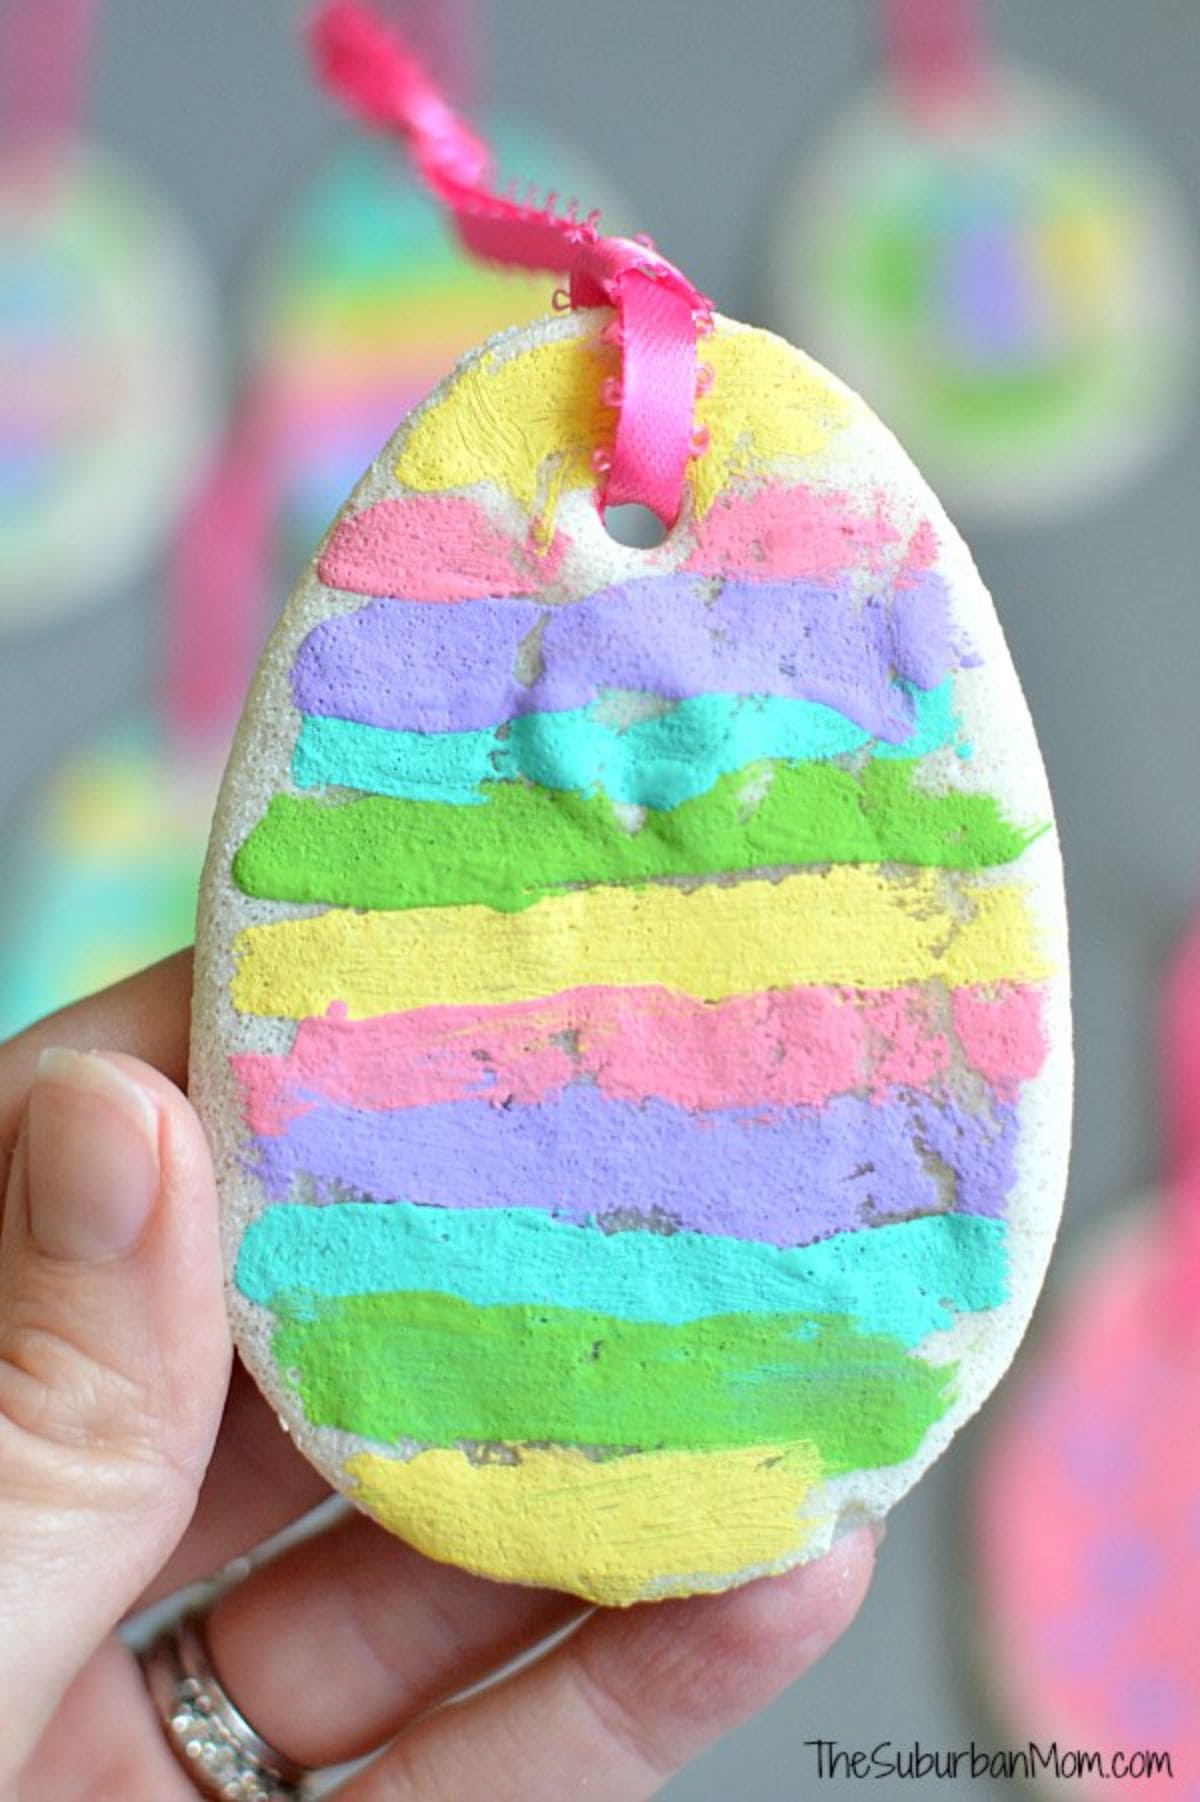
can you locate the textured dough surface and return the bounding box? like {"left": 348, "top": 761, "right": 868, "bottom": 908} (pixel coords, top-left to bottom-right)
{"left": 193, "top": 309, "right": 1071, "bottom": 1605}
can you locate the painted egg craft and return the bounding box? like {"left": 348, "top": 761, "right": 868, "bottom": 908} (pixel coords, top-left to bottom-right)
{"left": 192, "top": 303, "right": 1070, "bottom": 1605}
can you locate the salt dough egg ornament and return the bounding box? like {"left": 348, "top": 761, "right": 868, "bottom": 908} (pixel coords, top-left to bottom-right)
{"left": 0, "top": 713, "right": 222, "bottom": 1037}
{"left": 766, "top": 3, "right": 1199, "bottom": 523}
{"left": 0, "top": 134, "right": 218, "bottom": 628}
{"left": 192, "top": 3, "right": 1070, "bottom": 1607}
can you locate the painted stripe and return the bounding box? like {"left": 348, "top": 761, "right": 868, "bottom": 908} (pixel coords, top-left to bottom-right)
{"left": 270, "top": 1288, "right": 957, "bottom": 1463}
{"left": 243, "top": 1085, "right": 1019, "bottom": 1241}
{"left": 390, "top": 327, "right": 852, "bottom": 529}
{"left": 289, "top": 567, "right": 964, "bottom": 742}
{"left": 317, "top": 494, "right": 569, "bottom": 601}
{"left": 230, "top": 981, "right": 1046, "bottom": 1134}
{"left": 684, "top": 478, "right": 940, "bottom": 583}
{"left": 345, "top": 1441, "right": 824, "bottom": 1606}
{"left": 236, "top": 1202, "right": 1009, "bottom": 1346}
{"left": 951, "top": 984, "right": 1050, "bottom": 1099}
{"left": 321, "top": 477, "right": 938, "bottom": 598}
{"left": 230, "top": 869, "right": 1050, "bottom": 1019}
{"left": 233, "top": 763, "right": 1038, "bottom": 915}
{"left": 291, "top": 680, "right": 967, "bottom": 811}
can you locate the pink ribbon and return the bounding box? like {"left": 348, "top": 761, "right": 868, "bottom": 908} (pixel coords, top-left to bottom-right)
{"left": 0, "top": 0, "right": 99, "bottom": 142}
{"left": 381, "top": 0, "right": 484, "bottom": 110}
{"left": 310, "top": 0, "right": 710, "bottom": 528}
{"left": 881, "top": 0, "right": 989, "bottom": 116}
{"left": 163, "top": 396, "right": 277, "bottom": 749}
{"left": 569, "top": 236, "right": 705, "bottom": 519}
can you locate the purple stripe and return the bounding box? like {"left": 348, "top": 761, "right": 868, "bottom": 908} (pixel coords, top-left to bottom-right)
{"left": 246, "top": 1085, "right": 1018, "bottom": 1249}
{"left": 291, "top": 569, "right": 965, "bottom": 741}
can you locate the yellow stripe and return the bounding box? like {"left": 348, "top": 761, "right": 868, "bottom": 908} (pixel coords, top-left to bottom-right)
{"left": 231, "top": 868, "right": 1048, "bottom": 1020}
{"left": 345, "top": 1441, "right": 824, "bottom": 1606}
{"left": 392, "top": 327, "right": 851, "bottom": 535}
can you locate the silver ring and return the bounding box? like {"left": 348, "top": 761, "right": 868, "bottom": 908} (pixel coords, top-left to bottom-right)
{"left": 140, "top": 1610, "right": 311, "bottom": 1801}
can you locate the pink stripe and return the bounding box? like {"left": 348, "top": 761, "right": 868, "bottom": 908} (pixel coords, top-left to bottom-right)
{"left": 684, "top": 481, "right": 941, "bottom": 584}
{"left": 233, "top": 981, "right": 1046, "bottom": 1136}
{"left": 950, "top": 985, "right": 1048, "bottom": 1101}
{"left": 318, "top": 493, "right": 569, "bottom": 600}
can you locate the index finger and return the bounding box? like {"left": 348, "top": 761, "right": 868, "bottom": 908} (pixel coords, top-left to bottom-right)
{"left": 340, "top": 1530, "right": 876, "bottom": 1801}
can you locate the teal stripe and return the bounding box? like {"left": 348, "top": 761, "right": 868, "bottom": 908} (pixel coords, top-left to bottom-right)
{"left": 235, "top": 1201, "right": 1008, "bottom": 1348}
{"left": 291, "top": 679, "right": 967, "bottom": 810}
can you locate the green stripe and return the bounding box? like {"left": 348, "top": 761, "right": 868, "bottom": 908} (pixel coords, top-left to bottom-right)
{"left": 234, "top": 760, "right": 1040, "bottom": 914}
{"left": 270, "top": 1288, "right": 956, "bottom": 1469}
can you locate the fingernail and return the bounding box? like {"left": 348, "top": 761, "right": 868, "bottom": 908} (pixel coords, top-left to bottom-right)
{"left": 27, "top": 1050, "right": 161, "bottom": 1261}
{"left": 834, "top": 1526, "right": 877, "bottom": 1589}
{"left": 870, "top": 1516, "right": 888, "bottom": 1549}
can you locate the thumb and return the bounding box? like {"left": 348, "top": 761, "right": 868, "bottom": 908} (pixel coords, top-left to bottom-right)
{"left": 0, "top": 1048, "right": 230, "bottom": 1778}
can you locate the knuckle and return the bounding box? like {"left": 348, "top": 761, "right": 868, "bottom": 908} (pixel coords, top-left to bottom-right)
{"left": 0, "top": 1312, "right": 195, "bottom": 1508}
{"left": 359, "top": 1745, "right": 447, "bottom": 1802}
{"left": 565, "top": 1638, "right": 681, "bottom": 1786}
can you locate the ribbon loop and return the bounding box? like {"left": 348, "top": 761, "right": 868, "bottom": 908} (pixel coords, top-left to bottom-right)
{"left": 570, "top": 237, "right": 709, "bottom": 524}
{"left": 0, "top": 0, "right": 99, "bottom": 144}
{"left": 311, "top": 0, "right": 707, "bottom": 528}
{"left": 881, "top": 0, "right": 989, "bottom": 116}
{"left": 568, "top": 234, "right": 701, "bottom": 309}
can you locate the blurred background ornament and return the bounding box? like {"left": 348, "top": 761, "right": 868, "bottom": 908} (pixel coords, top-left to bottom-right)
{"left": 0, "top": 714, "right": 219, "bottom": 1036}
{"left": 0, "top": 0, "right": 219, "bottom": 629}
{"left": 767, "top": 0, "right": 1199, "bottom": 524}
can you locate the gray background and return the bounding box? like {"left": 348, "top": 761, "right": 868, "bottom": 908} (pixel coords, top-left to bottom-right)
{"left": 3, "top": 1, "right": 1199, "bottom": 1795}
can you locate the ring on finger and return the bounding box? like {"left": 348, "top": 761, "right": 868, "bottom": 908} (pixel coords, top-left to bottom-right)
{"left": 140, "top": 1609, "right": 312, "bottom": 1801}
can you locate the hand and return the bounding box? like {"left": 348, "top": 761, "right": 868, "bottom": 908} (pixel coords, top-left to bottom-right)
{"left": 0, "top": 953, "right": 875, "bottom": 1800}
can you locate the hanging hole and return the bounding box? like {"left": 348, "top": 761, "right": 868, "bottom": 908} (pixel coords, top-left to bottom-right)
{"left": 603, "top": 503, "right": 668, "bottom": 549}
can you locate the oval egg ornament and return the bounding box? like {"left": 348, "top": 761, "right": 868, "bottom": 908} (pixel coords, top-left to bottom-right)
{"left": 0, "top": 136, "right": 218, "bottom": 629}
{"left": 192, "top": 309, "right": 1071, "bottom": 1606}
{"left": 769, "top": 63, "right": 1199, "bottom": 524}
